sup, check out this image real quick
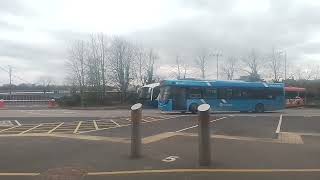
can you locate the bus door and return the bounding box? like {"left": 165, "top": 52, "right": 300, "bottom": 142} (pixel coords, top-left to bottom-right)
{"left": 217, "top": 88, "right": 234, "bottom": 111}
{"left": 172, "top": 87, "right": 187, "bottom": 110}
{"left": 228, "top": 88, "right": 248, "bottom": 111}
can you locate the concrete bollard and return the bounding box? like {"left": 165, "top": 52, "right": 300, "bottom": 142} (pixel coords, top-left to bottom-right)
{"left": 198, "top": 104, "right": 211, "bottom": 166}
{"left": 130, "top": 103, "right": 142, "bottom": 158}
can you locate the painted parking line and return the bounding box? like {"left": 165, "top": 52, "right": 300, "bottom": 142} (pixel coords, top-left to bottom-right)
{"left": 142, "top": 119, "right": 151, "bottom": 122}
{"left": 93, "top": 120, "right": 99, "bottom": 130}
{"left": 19, "top": 124, "right": 43, "bottom": 134}
{"left": 14, "top": 120, "right": 21, "bottom": 126}
{"left": 110, "top": 120, "right": 121, "bottom": 127}
{"left": 73, "top": 121, "right": 82, "bottom": 134}
{"left": 51, "top": 122, "right": 78, "bottom": 133}
{"left": 48, "top": 122, "right": 64, "bottom": 134}
{"left": 175, "top": 117, "right": 227, "bottom": 133}
{"left": 76, "top": 121, "right": 96, "bottom": 133}
{"left": 274, "top": 114, "right": 283, "bottom": 138}
{"left": 26, "top": 123, "right": 61, "bottom": 133}
{"left": 0, "top": 126, "right": 17, "bottom": 133}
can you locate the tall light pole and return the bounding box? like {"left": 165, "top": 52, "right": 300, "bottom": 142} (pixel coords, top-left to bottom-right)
{"left": 284, "top": 51, "right": 287, "bottom": 80}
{"left": 212, "top": 53, "right": 222, "bottom": 80}
{"left": 9, "top": 65, "right": 12, "bottom": 96}
{"left": 279, "top": 51, "right": 287, "bottom": 81}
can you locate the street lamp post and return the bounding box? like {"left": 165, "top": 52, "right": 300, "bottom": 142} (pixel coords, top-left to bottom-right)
{"left": 284, "top": 52, "right": 287, "bottom": 80}
{"left": 211, "top": 52, "right": 222, "bottom": 80}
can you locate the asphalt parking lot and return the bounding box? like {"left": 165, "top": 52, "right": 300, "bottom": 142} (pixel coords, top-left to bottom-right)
{"left": 0, "top": 108, "right": 320, "bottom": 180}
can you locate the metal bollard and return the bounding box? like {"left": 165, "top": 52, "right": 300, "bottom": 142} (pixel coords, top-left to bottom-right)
{"left": 198, "top": 104, "right": 211, "bottom": 166}
{"left": 130, "top": 103, "right": 142, "bottom": 158}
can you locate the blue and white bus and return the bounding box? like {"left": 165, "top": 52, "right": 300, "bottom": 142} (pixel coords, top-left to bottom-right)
{"left": 138, "top": 83, "right": 160, "bottom": 108}
{"left": 158, "top": 80, "right": 285, "bottom": 113}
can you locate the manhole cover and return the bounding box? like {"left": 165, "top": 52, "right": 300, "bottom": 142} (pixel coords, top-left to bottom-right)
{"left": 39, "top": 167, "right": 87, "bottom": 180}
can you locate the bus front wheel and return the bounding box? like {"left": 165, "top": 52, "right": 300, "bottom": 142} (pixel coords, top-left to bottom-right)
{"left": 189, "top": 103, "right": 198, "bottom": 114}
{"left": 255, "top": 104, "right": 264, "bottom": 113}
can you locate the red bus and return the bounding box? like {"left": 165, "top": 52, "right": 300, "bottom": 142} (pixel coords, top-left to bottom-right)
{"left": 285, "top": 87, "right": 306, "bottom": 107}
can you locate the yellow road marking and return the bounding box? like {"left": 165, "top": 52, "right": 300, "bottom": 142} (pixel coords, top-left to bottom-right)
{"left": 0, "top": 133, "right": 130, "bottom": 143}
{"left": 93, "top": 120, "right": 99, "bottom": 130}
{"left": 73, "top": 121, "right": 82, "bottom": 134}
{"left": 19, "top": 124, "right": 42, "bottom": 134}
{"left": 143, "top": 132, "right": 177, "bottom": 144}
{"left": 87, "top": 168, "right": 320, "bottom": 175}
{"left": 0, "top": 173, "right": 40, "bottom": 176}
{"left": 2, "top": 168, "right": 320, "bottom": 177}
{"left": 47, "top": 122, "right": 64, "bottom": 134}
{"left": 0, "top": 126, "right": 17, "bottom": 133}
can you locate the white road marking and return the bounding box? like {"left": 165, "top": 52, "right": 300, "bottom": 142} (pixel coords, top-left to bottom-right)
{"left": 93, "top": 120, "right": 99, "bottom": 130}
{"left": 210, "top": 117, "right": 227, "bottom": 123}
{"left": 73, "top": 121, "right": 82, "bottom": 134}
{"left": 175, "top": 125, "right": 198, "bottom": 133}
{"left": 110, "top": 120, "right": 121, "bottom": 127}
{"left": 19, "top": 124, "right": 43, "bottom": 134}
{"left": 142, "top": 119, "right": 151, "bottom": 122}
{"left": 276, "top": 114, "right": 283, "bottom": 134}
{"left": 162, "top": 156, "right": 179, "bottom": 162}
{"left": 157, "top": 116, "right": 169, "bottom": 119}
{"left": 175, "top": 117, "right": 227, "bottom": 133}
{"left": 14, "top": 120, "right": 21, "bottom": 126}
{"left": 47, "top": 122, "right": 64, "bottom": 134}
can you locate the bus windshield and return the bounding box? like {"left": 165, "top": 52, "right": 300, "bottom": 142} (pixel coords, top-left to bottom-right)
{"left": 159, "top": 86, "right": 171, "bottom": 102}
{"left": 138, "top": 87, "right": 151, "bottom": 99}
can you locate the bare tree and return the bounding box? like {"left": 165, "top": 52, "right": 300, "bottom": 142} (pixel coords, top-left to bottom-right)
{"left": 194, "top": 48, "right": 211, "bottom": 79}
{"left": 175, "top": 55, "right": 188, "bottom": 79}
{"left": 135, "top": 47, "right": 158, "bottom": 86}
{"left": 66, "top": 40, "right": 87, "bottom": 106}
{"left": 38, "top": 76, "right": 54, "bottom": 94}
{"left": 268, "top": 48, "right": 283, "bottom": 82}
{"left": 221, "top": 56, "right": 237, "bottom": 80}
{"left": 86, "top": 33, "right": 108, "bottom": 103}
{"left": 145, "top": 48, "right": 158, "bottom": 84}
{"left": 108, "top": 36, "right": 135, "bottom": 103}
{"left": 313, "top": 65, "right": 320, "bottom": 80}
{"left": 241, "top": 49, "right": 262, "bottom": 81}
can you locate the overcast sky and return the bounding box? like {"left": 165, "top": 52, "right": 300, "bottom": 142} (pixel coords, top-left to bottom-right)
{"left": 1, "top": 0, "right": 320, "bottom": 85}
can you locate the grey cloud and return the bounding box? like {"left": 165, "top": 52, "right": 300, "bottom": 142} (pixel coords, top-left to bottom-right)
{"left": 130, "top": 0, "right": 320, "bottom": 66}
{"left": 0, "top": 39, "right": 65, "bottom": 62}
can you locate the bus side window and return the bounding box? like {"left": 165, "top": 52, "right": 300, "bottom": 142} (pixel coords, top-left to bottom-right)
{"left": 218, "top": 88, "right": 232, "bottom": 99}
{"left": 188, "top": 88, "right": 202, "bottom": 99}
{"left": 203, "top": 88, "right": 217, "bottom": 99}
{"left": 232, "top": 88, "right": 242, "bottom": 99}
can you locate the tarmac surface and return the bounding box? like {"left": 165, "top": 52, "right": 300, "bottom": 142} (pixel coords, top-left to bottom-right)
{"left": 0, "top": 107, "right": 320, "bottom": 179}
